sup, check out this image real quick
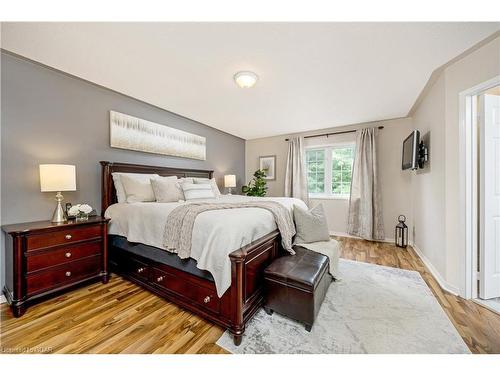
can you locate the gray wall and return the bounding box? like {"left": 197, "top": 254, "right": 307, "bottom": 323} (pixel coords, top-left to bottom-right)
{"left": 0, "top": 51, "right": 245, "bottom": 291}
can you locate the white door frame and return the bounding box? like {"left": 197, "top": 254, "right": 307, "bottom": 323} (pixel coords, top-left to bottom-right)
{"left": 460, "top": 75, "right": 500, "bottom": 299}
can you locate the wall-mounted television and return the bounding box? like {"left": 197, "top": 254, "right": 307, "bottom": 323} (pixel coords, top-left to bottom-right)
{"left": 402, "top": 130, "right": 420, "bottom": 170}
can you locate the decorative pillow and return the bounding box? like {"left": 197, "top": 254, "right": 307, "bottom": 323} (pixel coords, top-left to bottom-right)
{"left": 181, "top": 183, "right": 216, "bottom": 200}
{"left": 150, "top": 176, "right": 184, "bottom": 203}
{"left": 112, "top": 172, "right": 159, "bottom": 203}
{"left": 120, "top": 174, "right": 156, "bottom": 203}
{"left": 180, "top": 177, "right": 194, "bottom": 184}
{"left": 293, "top": 204, "right": 330, "bottom": 244}
{"left": 193, "top": 177, "right": 221, "bottom": 197}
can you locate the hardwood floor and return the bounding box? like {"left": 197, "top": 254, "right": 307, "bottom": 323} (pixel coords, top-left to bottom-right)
{"left": 0, "top": 276, "right": 227, "bottom": 354}
{"left": 1, "top": 237, "right": 499, "bottom": 354}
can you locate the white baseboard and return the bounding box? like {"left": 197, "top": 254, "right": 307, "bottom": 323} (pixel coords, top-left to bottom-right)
{"left": 330, "top": 231, "right": 394, "bottom": 244}
{"left": 411, "top": 243, "right": 460, "bottom": 296}
{"left": 0, "top": 294, "right": 6, "bottom": 304}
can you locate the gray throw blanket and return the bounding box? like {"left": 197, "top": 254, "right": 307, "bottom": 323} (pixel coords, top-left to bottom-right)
{"left": 163, "top": 201, "right": 296, "bottom": 259}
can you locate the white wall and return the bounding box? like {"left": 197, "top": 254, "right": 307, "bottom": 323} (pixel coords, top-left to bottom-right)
{"left": 246, "top": 117, "right": 413, "bottom": 240}
{"left": 245, "top": 135, "right": 289, "bottom": 198}
{"left": 377, "top": 119, "right": 414, "bottom": 241}
{"left": 411, "top": 74, "right": 447, "bottom": 280}
{"left": 411, "top": 35, "right": 500, "bottom": 295}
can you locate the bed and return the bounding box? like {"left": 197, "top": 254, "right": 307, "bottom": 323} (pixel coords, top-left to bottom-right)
{"left": 101, "top": 161, "right": 297, "bottom": 345}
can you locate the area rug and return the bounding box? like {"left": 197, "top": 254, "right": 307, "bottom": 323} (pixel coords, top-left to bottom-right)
{"left": 216, "top": 259, "right": 470, "bottom": 354}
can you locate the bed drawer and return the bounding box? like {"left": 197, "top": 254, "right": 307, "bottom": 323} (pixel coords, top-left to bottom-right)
{"left": 123, "top": 257, "right": 150, "bottom": 282}
{"left": 26, "top": 240, "right": 102, "bottom": 273}
{"left": 151, "top": 267, "right": 220, "bottom": 314}
{"left": 26, "top": 224, "right": 102, "bottom": 251}
{"left": 26, "top": 255, "right": 101, "bottom": 296}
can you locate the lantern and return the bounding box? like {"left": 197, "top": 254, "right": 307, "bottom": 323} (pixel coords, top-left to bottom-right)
{"left": 395, "top": 215, "right": 408, "bottom": 248}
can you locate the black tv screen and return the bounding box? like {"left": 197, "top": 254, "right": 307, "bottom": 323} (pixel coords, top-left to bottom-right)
{"left": 402, "top": 130, "right": 420, "bottom": 170}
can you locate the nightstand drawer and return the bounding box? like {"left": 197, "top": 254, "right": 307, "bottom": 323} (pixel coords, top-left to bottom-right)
{"left": 26, "top": 241, "right": 102, "bottom": 273}
{"left": 26, "top": 224, "right": 102, "bottom": 251}
{"left": 26, "top": 255, "right": 102, "bottom": 295}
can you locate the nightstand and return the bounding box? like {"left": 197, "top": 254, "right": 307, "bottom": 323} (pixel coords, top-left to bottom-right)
{"left": 2, "top": 216, "right": 110, "bottom": 317}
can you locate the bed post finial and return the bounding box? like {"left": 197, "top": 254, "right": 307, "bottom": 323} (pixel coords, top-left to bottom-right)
{"left": 100, "top": 161, "right": 112, "bottom": 216}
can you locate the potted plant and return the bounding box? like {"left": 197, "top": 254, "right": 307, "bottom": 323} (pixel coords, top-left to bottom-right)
{"left": 242, "top": 169, "right": 268, "bottom": 197}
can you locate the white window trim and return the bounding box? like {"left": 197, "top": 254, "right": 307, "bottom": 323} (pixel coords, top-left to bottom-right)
{"left": 309, "top": 194, "right": 350, "bottom": 200}
{"left": 306, "top": 142, "right": 355, "bottom": 200}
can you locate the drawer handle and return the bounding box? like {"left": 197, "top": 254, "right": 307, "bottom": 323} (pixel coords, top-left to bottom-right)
{"left": 65, "top": 271, "right": 72, "bottom": 277}
{"left": 137, "top": 267, "right": 145, "bottom": 273}
{"left": 65, "top": 252, "right": 72, "bottom": 258}
{"left": 65, "top": 234, "right": 72, "bottom": 240}
{"left": 203, "top": 296, "right": 211, "bottom": 304}
{"left": 156, "top": 276, "right": 164, "bottom": 282}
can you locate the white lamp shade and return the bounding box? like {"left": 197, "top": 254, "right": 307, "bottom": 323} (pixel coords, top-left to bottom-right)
{"left": 224, "top": 175, "right": 236, "bottom": 188}
{"left": 39, "top": 164, "right": 76, "bottom": 192}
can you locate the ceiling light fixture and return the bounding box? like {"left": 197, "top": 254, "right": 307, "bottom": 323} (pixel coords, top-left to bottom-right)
{"left": 234, "top": 71, "right": 258, "bottom": 88}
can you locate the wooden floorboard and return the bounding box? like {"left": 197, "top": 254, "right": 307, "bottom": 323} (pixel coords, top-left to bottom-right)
{"left": 1, "top": 237, "right": 499, "bottom": 354}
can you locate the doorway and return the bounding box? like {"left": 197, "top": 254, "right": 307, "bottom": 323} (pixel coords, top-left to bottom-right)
{"left": 462, "top": 79, "right": 500, "bottom": 313}
{"left": 477, "top": 85, "right": 500, "bottom": 313}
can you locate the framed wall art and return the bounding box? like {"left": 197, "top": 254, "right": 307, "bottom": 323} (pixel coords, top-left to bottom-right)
{"left": 110, "top": 111, "right": 206, "bottom": 160}
{"left": 259, "top": 155, "right": 276, "bottom": 180}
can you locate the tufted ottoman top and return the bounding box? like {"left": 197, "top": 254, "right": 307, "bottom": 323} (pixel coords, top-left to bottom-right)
{"left": 264, "top": 246, "right": 329, "bottom": 291}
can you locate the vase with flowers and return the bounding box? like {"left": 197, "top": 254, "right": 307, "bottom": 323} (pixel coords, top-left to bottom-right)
{"left": 68, "top": 204, "right": 93, "bottom": 222}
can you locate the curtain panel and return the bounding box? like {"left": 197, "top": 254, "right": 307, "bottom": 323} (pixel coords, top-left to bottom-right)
{"left": 284, "top": 137, "right": 309, "bottom": 206}
{"left": 347, "top": 128, "right": 385, "bottom": 240}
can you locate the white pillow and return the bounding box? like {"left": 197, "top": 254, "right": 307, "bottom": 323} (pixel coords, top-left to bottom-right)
{"left": 193, "top": 177, "right": 221, "bottom": 197}
{"left": 293, "top": 204, "right": 330, "bottom": 244}
{"left": 180, "top": 177, "right": 194, "bottom": 184}
{"left": 181, "top": 183, "right": 215, "bottom": 200}
{"left": 112, "top": 172, "right": 159, "bottom": 203}
{"left": 120, "top": 174, "right": 156, "bottom": 203}
{"left": 151, "top": 176, "right": 184, "bottom": 202}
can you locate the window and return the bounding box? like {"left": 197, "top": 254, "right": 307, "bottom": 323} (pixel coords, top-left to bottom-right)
{"left": 306, "top": 149, "right": 325, "bottom": 194}
{"left": 306, "top": 144, "right": 355, "bottom": 199}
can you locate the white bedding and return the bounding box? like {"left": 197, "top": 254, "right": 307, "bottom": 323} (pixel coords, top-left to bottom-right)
{"left": 105, "top": 195, "right": 306, "bottom": 296}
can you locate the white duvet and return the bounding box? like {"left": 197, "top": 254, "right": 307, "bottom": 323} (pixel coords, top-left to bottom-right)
{"left": 105, "top": 195, "right": 306, "bottom": 296}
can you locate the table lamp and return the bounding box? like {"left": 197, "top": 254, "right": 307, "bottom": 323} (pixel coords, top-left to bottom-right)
{"left": 39, "top": 164, "right": 76, "bottom": 223}
{"left": 224, "top": 174, "right": 236, "bottom": 195}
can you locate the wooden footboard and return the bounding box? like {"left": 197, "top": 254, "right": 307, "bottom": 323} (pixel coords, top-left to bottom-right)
{"left": 228, "top": 230, "right": 282, "bottom": 344}
{"left": 109, "top": 230, "right": 282, "bottom": 345}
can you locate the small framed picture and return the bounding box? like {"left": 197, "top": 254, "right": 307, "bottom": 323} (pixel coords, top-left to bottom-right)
{"left": 259, "top": 155, "right": 276, "bottom": 180}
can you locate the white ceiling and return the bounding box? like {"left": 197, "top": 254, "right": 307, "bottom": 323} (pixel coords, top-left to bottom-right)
{"left": 2, "top": 22, "right": 499, "bottom": 139}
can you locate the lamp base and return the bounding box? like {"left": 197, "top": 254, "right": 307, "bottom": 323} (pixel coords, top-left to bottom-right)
{"left": 51, "top": 192, "right": 67, "bottom": 223}
{"left": 227, "top": 187, "right": 233, "bottom": 195}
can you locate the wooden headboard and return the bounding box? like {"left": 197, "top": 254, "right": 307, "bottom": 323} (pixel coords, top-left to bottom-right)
{"left": 100, "top": 161, "right": 214, "bottom": 215}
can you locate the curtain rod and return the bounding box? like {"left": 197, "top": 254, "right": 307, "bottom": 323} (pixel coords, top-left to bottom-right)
{"left": 284, "top": 126, "right": 384, "bottom": 141}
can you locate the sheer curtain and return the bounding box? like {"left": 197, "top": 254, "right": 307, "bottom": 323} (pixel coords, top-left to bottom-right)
{"left": 347, "top": 128, "right": 385, "bottom": 240}
{"left": 284, "top": 137, "right": 309, "bottom": 206}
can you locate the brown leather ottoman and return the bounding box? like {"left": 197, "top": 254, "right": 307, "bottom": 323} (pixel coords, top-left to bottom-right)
{"left": 263, "top": 246, "right": 332, "bottom": 331}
